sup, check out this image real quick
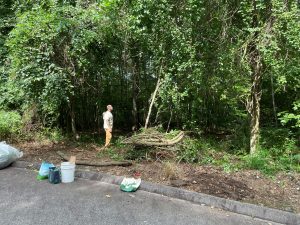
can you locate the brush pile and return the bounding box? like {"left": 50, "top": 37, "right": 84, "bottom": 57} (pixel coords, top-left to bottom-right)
{"left": 122, "top": 128, "right": 185, "bottom": 147}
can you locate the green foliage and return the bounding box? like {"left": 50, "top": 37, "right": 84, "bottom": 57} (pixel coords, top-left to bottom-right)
{"left": 96, "top": 136, "right": 132, "bottom": 161}
{"left": 3, "top": 0, "right": 299, "bottom": 133}
{"left": 242, "top": 151, "right": 277, "bottom": 175}
{"left": 97, "top": 147, "right": 125, "bottom": 161}
{"left": 113, "top": 136, "right": 127, "bottom": 149}
{"left": 0, "top": 78, "right": 24, "bottom": 110}
{"left": 165, "top": 129, "right": 181, "bottom": 139}
{"left": 177, "top": 138, "right": 202, "bottom": 163}
{"left": 239, "top": 128, "right": 299, "bottom": 174}
{"left": 124, "top": 146, "right": 150, "bottom": 161}
{"left": 6, "top": 3, "right": 109, "bottom": 126}
{"left": 242, "top": 149, "right": 299, "bottom": 175}
{"left": 97, "top": 137, "right": 126, "bottom": 161}
{"left": 278, "top": 101, "right": 300, "bottom": 128}
{"left": 0, "top": 110, "right": 22, "bottom": 139}
{"left": 36, "top": 127, "right": 64, "bottom": 143}
{"left": 260, "top": 128, "right": 297, "bottom": 155}
{"left": 178, "top": 136, "right": 222, "bottom": 163}
{"left": 176, "top": 131, "right": 299, "bottom": 174}
{"left": 0, "top": 0, "right": 299, "bottom": 171}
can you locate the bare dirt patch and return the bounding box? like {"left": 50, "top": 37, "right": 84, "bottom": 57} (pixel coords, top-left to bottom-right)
{"left": 13, "top": 141, "right": 300, "bottom": 213}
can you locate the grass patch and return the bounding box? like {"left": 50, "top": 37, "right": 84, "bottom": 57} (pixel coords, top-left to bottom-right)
{"left": 96, "top": 136, "right": 130, "bottom": 161}
{"left": 97, "top": 146, "right": 125, "bottom": 161}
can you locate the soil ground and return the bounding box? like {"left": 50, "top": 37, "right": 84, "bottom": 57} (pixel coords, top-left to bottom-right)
{"left": 14, "top": 140, "right": 300, "bottom": 214}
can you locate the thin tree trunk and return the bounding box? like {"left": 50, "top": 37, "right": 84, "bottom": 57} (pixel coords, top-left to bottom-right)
{"left": 132, "top": 67, "right": 138, "bottom": 131}
{"left": 166, "top": 109, "right": 173, "bottom": 133}
{"left": 145, "top": 78, "right": 161, "bottom": 129}
{"left": 270, "top": 73, "right": 278, "bottom": 126}
{"left": 68, "top": 98, "right": 78, "bottom": 139}
{"left": 123, "top": 35, "right": 139, "bottom": 131}
{"left": 154, "top": 105, "right": 161, "bottom": 124}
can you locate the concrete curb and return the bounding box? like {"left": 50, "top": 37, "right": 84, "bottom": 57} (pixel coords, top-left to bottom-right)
{"left": 12, "top": 161, "right": 300, "bottom": 225}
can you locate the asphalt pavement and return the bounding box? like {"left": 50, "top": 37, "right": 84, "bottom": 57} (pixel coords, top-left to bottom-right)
{"left": 0, "top": 167, "right": 282, "bottom": 225}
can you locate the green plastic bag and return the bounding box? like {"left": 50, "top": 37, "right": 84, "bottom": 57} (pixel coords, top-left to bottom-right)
{"left": 120, "top": 178, "right": 141, "bottom": 192}
{"left": 37, "top": 161, "right": 55, "bottom": 180}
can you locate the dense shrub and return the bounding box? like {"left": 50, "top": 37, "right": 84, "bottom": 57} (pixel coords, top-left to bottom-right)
{"left": 0, "top": 110, "right": 22, "bottom": 140}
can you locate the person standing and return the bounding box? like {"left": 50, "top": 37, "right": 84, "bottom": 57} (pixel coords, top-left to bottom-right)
{"left": 103, "top": 105, "right": 113, "bottom": 147}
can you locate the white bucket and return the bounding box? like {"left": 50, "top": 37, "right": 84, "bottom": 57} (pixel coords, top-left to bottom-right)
{"left": 61, "top": 162, "right": 76, "bottom": 183}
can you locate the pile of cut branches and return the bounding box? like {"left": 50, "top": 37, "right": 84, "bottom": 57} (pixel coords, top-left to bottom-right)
{"left": 122, "top": 128, "right": 184, "bottom": 147}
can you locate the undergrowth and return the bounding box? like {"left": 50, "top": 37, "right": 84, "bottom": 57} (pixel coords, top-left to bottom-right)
{"left": 104, "top": 127, "right": 299, "bottom": 175}
{"left": 2, "top": 117, "right": 298, "bottom": 175}
{"left": 0, "top": 110, "right": 22, "bottom": 140}
{"left": 176, "top": 128, "right": 299, "bottom": 175}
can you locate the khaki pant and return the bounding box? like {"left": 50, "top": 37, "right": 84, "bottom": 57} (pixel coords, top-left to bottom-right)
{"left": 105, "top": 129, "right": 112, "bottom": 147}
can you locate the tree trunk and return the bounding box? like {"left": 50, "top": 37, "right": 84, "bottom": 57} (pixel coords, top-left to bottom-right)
{"left": 132, "top": 67, "right": 138, "bottom": 131}
{"left": 249, "top": 64, "right": 262, "bottom": 155}
{"left": 270, "top": 73, "right": 278, "bottom": 126}
{"left": 145, "top": 78, "right": 161, "bottom": 129}
{"left": 68, "top": 97, "right": 78, "bottom": 139}
{"left": 166, "top": 109, "right": 173, "bottom": 133}
{"left": 154, "top": 105, "right": 161, "bottom": 124}
{"left": 248, "top": 0, "right": 274, "bottom": 154}
{"left": 248, "top": 0, "right": 262, "bottom": 155}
